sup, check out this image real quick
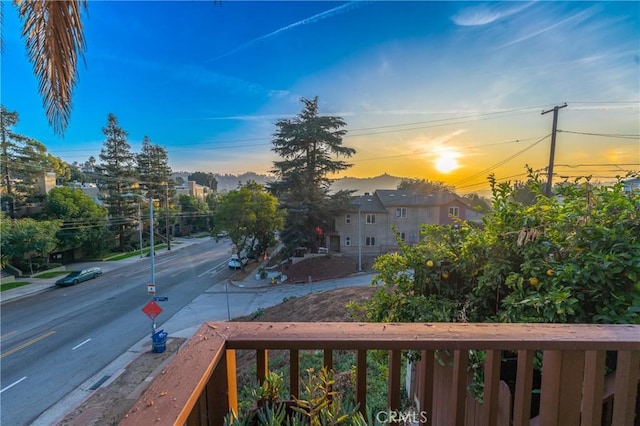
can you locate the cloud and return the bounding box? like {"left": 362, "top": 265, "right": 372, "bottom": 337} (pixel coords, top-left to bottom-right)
{"left": 452, "top": 2, "right": 533, "bottom": 26}
{"left": 501, "top": 6, "right": 600, "bottom": 47}
{"left": 208, "top": 1, "right": 366, "bottom": 62}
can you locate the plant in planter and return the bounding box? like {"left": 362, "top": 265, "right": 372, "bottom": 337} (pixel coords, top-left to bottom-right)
{"left": 225, "top": 368, "right": 367, "bottom": 426}
{"left": 291, "top": 367, "right": 366, "bottom": 426}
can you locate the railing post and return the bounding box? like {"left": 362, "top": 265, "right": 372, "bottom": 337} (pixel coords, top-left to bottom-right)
{"left": 256, "top": 349, "right": 268, "bottom": 385}
{"left": 290, "top": 349, "right": 299, "bottom": 399}
{"left": 356, "top": 350, "right": 367, "bottom": 417}
{"left": 581, "top": 350, "right": 606, "bottom": 426}
{"left": 450, "top": 349, "right": 468, "bottom": 426}
{"left": 418, "top": 350, "right": 434, "bottom": 425}
{"left": 388, "top": 350, "right": 402, "bottom": 412}
{"left": 481, "top": 349, "right": 501, "bottom": 426}
{"left": 539, "top": 350, "right": 584, "bottom": 426}
{"left": 512, "top": 350, "right": 534, "bottom": 426}
{"left": 612, "top": 350, "right": 640, "bottom": 426}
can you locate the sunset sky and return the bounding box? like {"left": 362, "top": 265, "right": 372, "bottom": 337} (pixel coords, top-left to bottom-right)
{"left": 3, "top": 1, "right": 639, "bottom": 194}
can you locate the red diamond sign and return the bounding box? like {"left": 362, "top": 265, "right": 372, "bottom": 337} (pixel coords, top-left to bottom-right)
{"left": 142, "top": 300, "right": 163, "bottom": 320}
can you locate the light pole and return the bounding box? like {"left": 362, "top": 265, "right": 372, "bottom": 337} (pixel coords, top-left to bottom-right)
{"left": 125, "top": 194, "right": 155, "bottom": 286}
{"left": 357, "top": 200, "right": 362, "bottom": 272}
{"left": 138, "top": 203, "right": 143, "bottom": 258}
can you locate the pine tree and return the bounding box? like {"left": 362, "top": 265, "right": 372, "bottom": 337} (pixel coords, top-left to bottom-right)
{"left": 136, "top": 136, "right": 175, "bottom": 247}
{"left": 96, "top": 113, "right": 138, "bottom": 251}
{"left": 0, "top": 106, "right": 53, "bottom": 217}
{"left": 268, "top": 97, "right": 356, "bottom": 253}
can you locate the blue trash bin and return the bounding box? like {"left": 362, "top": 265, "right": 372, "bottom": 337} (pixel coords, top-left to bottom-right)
{"left": 152, "top": 330, "right": 168, "bottom": 353}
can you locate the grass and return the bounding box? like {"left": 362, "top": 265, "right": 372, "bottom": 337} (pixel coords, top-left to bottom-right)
{"left": 0, "top": 281, "right": 30, "bottom": 292}
{"left": 33, "top": 271, "right": 70, "bottom": 279}
{"left": 104, "top": 244, "right": 168, "bottom": 261}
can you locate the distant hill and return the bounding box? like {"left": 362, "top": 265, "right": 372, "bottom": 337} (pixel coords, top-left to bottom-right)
{"left": 173, "top": 171, "right": 405, "bottom": 194}
{"left": 330, "top": 173, "right": 403, "bottom": 195}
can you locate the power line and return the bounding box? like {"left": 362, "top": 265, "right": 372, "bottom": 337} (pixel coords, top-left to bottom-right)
{"left": 453, "top": 134, "right": 551, "bottom": 186}
{"left": 557, "top": 130, "right": 640, "bottom": 140}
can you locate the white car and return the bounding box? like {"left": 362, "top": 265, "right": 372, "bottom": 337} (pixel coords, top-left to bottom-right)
{"left": 228, "top": 254, "right": 248, "bottom": 269}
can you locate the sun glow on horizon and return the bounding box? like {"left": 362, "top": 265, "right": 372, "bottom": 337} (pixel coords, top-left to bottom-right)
{"left": 434, "top": 149, "right": 461, "bottom": 173}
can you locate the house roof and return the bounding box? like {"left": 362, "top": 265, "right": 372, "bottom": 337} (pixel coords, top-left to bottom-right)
{"left": 348, "top": 193, "right": 386, "bottom": 212}
{"left": 374, "top": 189, "right": 462, "bottom": 207}
{"left": 347, "top": 190, "right": 467, "bottom": 212}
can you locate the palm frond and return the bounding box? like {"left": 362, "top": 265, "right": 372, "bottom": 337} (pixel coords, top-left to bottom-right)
{"left": 17, "top": 0, "right": 87, "bottom": 135}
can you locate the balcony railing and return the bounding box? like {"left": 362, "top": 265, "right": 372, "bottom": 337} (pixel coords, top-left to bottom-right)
{"left": 120, "top": 322, "right": 639, "bottom": 426}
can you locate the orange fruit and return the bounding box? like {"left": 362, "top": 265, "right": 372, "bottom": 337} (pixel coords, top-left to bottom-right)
{"left": 529, "top": 277, "right": 539, "bottom": 286}
{"left": 442, "top": 272, "right": 449, "bottom": 279}
{"left": 427, "top": 260, "right": 434, "bottom": 268}
{"left": 546, "top": 269, "right": 554, "bottom": 277}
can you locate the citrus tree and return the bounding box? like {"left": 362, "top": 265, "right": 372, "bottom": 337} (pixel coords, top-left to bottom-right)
{"left": 363, "top": 174, "right": 640, "bottom": 325}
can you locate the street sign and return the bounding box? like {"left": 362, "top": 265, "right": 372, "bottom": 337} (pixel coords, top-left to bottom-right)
{"left": 154, "top": 296, "right": 168, "bottom": 302}
{"left": 142, "top": 300, "right": 163, "bottom": 320}
{"left": 147, "top": 284, "right": 156, "bottom": 295}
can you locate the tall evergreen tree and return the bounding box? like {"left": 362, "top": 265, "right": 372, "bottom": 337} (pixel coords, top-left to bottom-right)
{"left": 136, "top": 136, "right": 175, "bottom": 247}
{"left": 268, "top": 97, "right": 356, "bottom": 253}
{"left": 1, "top": 106, "right": 54, "bottom": 217}
{"left": 96, "top": 113, "right": 138, "bottom": 251}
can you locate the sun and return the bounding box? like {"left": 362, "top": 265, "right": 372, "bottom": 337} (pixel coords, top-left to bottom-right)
{"left": 435, "top": 152, "right": 459, "bottom": 173}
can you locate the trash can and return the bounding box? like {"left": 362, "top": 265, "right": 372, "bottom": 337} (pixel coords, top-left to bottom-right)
{"left": 152, "top": 330, "right": 168, "bottom": 353}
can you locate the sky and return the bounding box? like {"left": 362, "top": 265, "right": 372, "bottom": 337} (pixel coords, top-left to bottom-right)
{"left": 3, "top": 1, "right": 639, "bottom": 194}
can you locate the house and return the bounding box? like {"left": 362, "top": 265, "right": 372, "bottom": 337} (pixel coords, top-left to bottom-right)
{"left": 326, "top": 190, "right": 477, "bottom": 255}
{"left": 623, "top": 177, "right": 640, "bottom": 192}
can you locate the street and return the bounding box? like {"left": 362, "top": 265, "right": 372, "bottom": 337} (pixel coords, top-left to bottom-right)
{"left": 0, "top": 238, "right": 235, "bottom": 426}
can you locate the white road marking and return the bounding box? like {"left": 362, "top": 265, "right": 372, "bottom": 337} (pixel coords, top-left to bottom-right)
{"left": 72, "top": 338, "right": 92, "bottom": 350}
{"left": 0, "top": 377, "right": 27, "bottom": 394}
{"left": 198, "top": 260, "right": 228, "bottom": 277}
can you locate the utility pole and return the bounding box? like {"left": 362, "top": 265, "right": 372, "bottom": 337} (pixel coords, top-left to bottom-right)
{"left": 165, "top": 184, "right": 171, "bottom": 250}
{"left": 541, "top": 103, "right": 567, "bottom": 197}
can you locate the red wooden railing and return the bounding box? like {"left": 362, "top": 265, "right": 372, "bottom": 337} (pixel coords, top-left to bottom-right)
{"left": 121, "top": 322, "right": 639, "bottom": 426}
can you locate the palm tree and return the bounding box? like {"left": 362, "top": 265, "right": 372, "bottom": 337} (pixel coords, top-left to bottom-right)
{"left": 15, "top": 0, "right": 88, "bottom": 135}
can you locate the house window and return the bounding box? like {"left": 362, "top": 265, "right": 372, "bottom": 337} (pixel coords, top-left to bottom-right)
{"left": 395, "top": 207, "right": 407, "bottom": 218}
{"left": 344, "top": 236, "right": 351, "bottom": 246}
{"left": 449, "top": 206, "right": 460, "bottom": 217}
{"left": 399, "top": 232, "right": 406, "bottom": 242}
{"left": 345, "top": 214, "right": 351, "bottom": 224}
{"left": 365, "top": 236, "right": 376, "bottom": 246}
{"left": 366, "top": 213, "right": 376, "bottom": 224}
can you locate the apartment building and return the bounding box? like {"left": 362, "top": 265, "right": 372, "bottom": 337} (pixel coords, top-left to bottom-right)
{"left": 327, "top": 190, "right": 477, "bottom": 255}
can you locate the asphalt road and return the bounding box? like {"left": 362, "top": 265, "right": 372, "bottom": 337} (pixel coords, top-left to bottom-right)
{"left": 0, "top": 238, "right": 235, "bottom": 426}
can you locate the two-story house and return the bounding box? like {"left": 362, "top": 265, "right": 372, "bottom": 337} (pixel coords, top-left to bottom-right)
{"left": 327, "top": 189, "right": 476, "bottom": 255}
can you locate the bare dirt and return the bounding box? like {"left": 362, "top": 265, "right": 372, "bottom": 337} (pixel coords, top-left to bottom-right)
{"left": 56, "top": 256, "right": 377, "bottom": 425}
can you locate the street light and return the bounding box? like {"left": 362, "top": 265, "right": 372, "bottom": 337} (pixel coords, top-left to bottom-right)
{"left": 357, "top": 199, "right": 362, "bottom": 272}
{"left": 125, "top": 194, "right": 155, "bottom": 287}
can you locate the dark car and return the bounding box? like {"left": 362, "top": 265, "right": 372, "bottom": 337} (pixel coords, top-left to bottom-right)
{"left": 55, "top": 267, "right": 103, "bottom": 286}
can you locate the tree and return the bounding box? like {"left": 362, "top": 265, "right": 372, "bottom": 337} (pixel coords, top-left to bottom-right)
{"left": 397, "top": 178, "right": 455, "bottom": 193}
{"left": 0, "top": 217, "right": 60, "bottom": 274}
{"left": 136, "top": 136, "right": 176, "bottom": 246}
{"left": 42, "top": 186, "right": 109, "bottom": 255}
{"left": 214, "top": 182, "right": 283, "bottom": 258}
{"left": 96, "top": 113, "right": 138, "bottom": 251}
{"left": 188, "top": 171, "right": 217, "bottom": 191}
{"left": 177, "top": 194, "right": 212, "bottom": 235}
{"left": 16, "top": 0, "right": 88, "bottom": 135}
{"left": 268, "top": 97, "right": 356, "bottom": 254}
{"left": 363, "top": 175, "right": 640, "bottom": 325}
{"left": 1, "top": 106, "right": 56, "bottom": 217}
{"left": 462, "top": 193, "right": 491, "bottom": 212}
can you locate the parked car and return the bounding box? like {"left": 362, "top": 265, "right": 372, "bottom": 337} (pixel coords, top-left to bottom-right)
{"left": 228, "top": 254, "right": 248, "bottom": 270}
{"left": 55, "top": 267, "right": 103, "bottom": 286}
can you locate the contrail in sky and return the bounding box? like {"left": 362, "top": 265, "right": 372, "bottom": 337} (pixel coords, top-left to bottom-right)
{"left": 208, "top": 1, "right": 366, "bottom": 62}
